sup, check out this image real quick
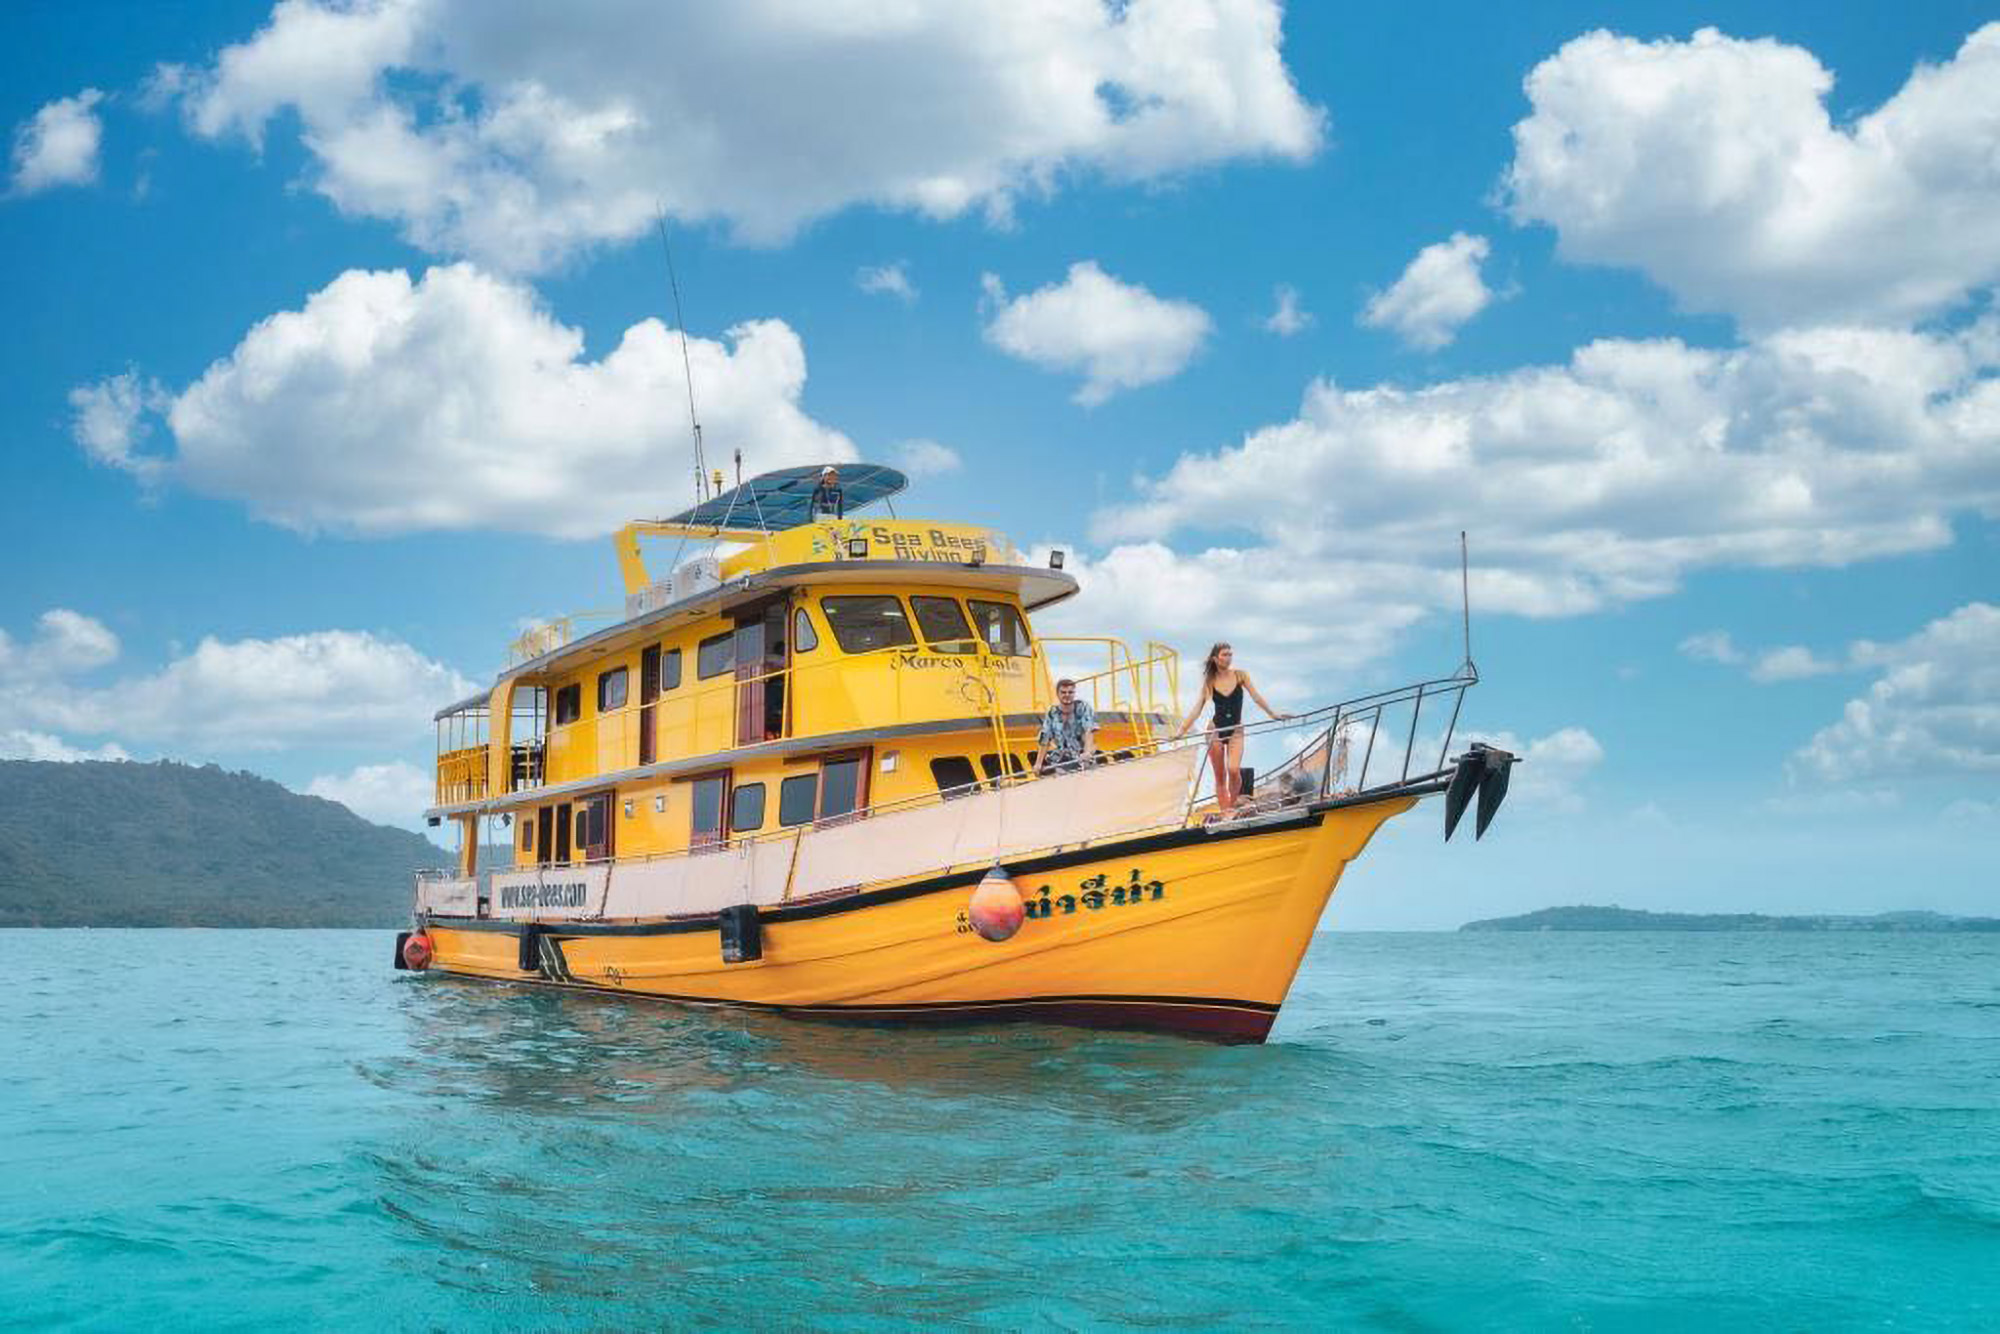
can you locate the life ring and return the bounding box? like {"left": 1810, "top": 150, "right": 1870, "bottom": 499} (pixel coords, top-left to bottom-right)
{"left": 402, "top": 932, "right": 434, "bottom": 970}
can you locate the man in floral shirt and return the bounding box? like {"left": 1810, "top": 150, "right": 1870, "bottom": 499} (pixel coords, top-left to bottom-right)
{"left": 1036, "top": 678, "right": 1098, "bottom": 774}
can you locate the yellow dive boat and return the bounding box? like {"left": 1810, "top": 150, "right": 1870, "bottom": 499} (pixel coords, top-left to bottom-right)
{"left": 401, "top": 465, "right": 1514, "bottom": 1041}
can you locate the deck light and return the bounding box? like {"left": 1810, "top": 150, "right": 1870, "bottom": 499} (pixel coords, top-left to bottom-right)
{"left": 1049, "top": 549, "right": 1065, "bottom": 570}
{"left": 848, "top": 536, "right": 868, "bottom": 559}
{"left": 426, "top": 815, "right": 441, "bottom": 827}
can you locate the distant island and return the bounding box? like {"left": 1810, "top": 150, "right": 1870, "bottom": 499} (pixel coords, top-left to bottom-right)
{"left": 1462, "top": 905, "right": 2000, "bottom": 933}
{"left": 0, "top": 758, "right": 494, "bottom": 928}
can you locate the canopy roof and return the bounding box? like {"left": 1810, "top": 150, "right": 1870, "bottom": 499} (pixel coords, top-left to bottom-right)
{"left": 662, "top": 463, "right": 906, "bottom": 533}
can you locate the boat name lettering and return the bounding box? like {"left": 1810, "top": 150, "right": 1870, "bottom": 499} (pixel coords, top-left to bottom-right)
{"left": 1022, "top": 869, "right": 1166, "bottom": 921}
{"left": 867, "top": 526, "right": 989, "bottom": 563}
{"left": 499, "top": 881, "right": 589, "bottom": 909}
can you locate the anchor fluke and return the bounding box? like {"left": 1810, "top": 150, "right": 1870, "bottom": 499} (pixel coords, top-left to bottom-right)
{"left": 1443, "top": 753, "right": 1481, "bottom": 841}
{"left": 1444, "top": 743, "right": 1519, "bottom": 840}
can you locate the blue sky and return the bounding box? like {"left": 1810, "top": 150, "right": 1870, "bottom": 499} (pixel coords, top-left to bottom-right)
{"left": 4, "top": 1, "right": 1994, "bottom": 927}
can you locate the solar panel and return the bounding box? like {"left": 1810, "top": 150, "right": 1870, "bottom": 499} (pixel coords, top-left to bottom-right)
{"left": 661, "top": 464, "right": 908, "bottom": 532}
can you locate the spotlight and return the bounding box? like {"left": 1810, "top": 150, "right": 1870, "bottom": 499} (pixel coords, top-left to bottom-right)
{"left": 426, "top": 815, "right": 442, "bottom": 827}
{"left": 847, "top": 536, "right": 868, "bottom": 559}
{"left": 1049, "top": 549, "right": 1066, "bottom": 570}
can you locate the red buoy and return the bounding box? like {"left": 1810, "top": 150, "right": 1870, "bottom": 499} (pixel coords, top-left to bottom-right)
{"left": 402, "top": 932, "right": 434, "bottom": 970}
{"left": 967, "top": 867, "right": 1025, "bottom": 942}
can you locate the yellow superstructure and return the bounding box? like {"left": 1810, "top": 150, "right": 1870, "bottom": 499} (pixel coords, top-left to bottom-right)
{"left": 406, "top": 464, "right": 1502, "bottom": 1042}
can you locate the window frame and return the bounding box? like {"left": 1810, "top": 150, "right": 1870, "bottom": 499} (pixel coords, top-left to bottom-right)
{"left": 553, "top": 683, "right": 582, "bottom": 727}
{"left": 662, "top": 647, "right": 683, "bottom": 691}
{"left": 778, "top": 773, "right": 819, "bottom": 828}
{"left": 730, "top": 782, "right": 767, "bottom": 833}
{"left": 929, "top": 755, "right": 980, "bottom": 798}
{"left": 696, "top": 631, "right": 734, "bottom": 680}
{"left": 910, "top": 595, "right": 977, "bottom": 651}
{"left": 819, "top": 595, "right": 917, "bottom": 655}
{"left": 967, "top": 599, "right": 1033, "bottom": 657}
{"left": 597, "top": 666, "right": 629, "bottom": 713}
{"left": 792, "top": 605, "right": 819, "bottom": 654}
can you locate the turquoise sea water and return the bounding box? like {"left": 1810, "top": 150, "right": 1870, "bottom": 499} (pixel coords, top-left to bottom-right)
{"left": 5, "top": 930, "right": 1997, "bottom": 1330}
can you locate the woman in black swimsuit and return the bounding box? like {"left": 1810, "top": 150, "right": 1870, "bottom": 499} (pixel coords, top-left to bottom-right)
{"left": 1174, "top": 642, "right": 1290, "bottom": 817}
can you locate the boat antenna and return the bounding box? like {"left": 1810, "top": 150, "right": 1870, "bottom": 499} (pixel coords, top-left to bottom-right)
{"left": 1459, "top": 530, "right": 1477, "bottom": 679}
{"left": 656, "top": 208, "right": 708, "bottom": 503}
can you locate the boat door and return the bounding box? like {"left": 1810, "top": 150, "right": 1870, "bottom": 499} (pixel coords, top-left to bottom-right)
{"left": 733, "top": 600, "right": 789, "bottom": 746}
{"left": 577, "top": 792, "right": 614, "bottom": 863}
{"left": 639, "top": 645, "right": 661, "bottom": 765}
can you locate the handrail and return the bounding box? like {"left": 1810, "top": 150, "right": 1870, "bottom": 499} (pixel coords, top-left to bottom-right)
{"left": 438, "top": 667, "right": 1479, "bottom": 892}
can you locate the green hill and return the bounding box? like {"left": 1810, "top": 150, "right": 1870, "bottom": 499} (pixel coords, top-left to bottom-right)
{"left": 0, "top": 759, "right": 483, "bottom": 927}
{"left": 1461, "top": 905, "right": 2000, "bottom": 932}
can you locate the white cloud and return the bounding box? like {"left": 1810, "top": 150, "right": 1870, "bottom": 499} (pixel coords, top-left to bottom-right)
{"left": 1263, "top": 284, "right": 1312, "bottom": 336}
{"left": 1792, "top": 602, "right": 2000, "bottom": 780}
{"left": 1748, "top": 645, "right": 1840, "bottom": 683}
{"left": 67, "top": 372, "right": 169, "bottom": 482}
{"left": 306, "top": 759, "right": 433, "bottom": 828}
{"left": 1678, "top": 630, "right": 1742, "bottom": 665}
{"left": 981, "top": 262, "right": 1211, "bottom": 405}
{"left": 895, "top": 438, "right": 961, "bottom": 477}
{"left": 1091, "top": 323, "right": 2000, "bottom": 669}
{"left": 1505, "top": 24, "right": 2000, "bottom": 329}
{"left": 10, "top": 88, "right": 105, "bottom": 194}
{"left": 167, "top": 0, "right": 1322, "bottom": 271}
{"left": 857, "top": 262, "right": 917, "bottom": 304}
{"left": 0, "top": 609, "right": 475, "bottom": 755}
{"left": 0, "top": 730, "right": 131, "bottom": 763}
{"left": 70, "top": 263, "right": 855, "bottom": 538}
{"left": 0, "top": 610, "right": 121, "bottom": 678}
{"left": 1360, "top": 232, "right": 1494, "bottom": 349}
{"left": 1684, "top": 629, "right": 1845, "bottom": 682}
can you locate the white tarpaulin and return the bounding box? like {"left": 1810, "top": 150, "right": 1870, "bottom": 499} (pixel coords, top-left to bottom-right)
{"left": 469, "top": 746, "right": 1199, "bottom": 921}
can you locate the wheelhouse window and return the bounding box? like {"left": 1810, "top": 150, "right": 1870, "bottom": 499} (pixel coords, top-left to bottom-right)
{"left": 731, "top": 782, "right": 767, "bottom": 833}
{"left": 697, "top": 632, "right": 734, "bottom": 679}
{"left": 821, "top": 596, "right": 915, "bottom": 654}
{"left": 778, "top": 774, "right": 819, "bottom": 827}
{"left": 792, "top": 607, "right": 819, "bottom": 654}
{"left": 968, "top": 600, "right": 1032, "bottom": 656}
{"left": 929, "top": 756, "right": 979, "bottom": 798}
{"left": 553, "top": 683, "right": 582, "bottom": 726}
{"left": 597, "top": 666, "right": 628, "bottom": 712}
{"left": 662, "top": 647, "right": 683, "bottom": 690}
{"left": 911, "top": 596, "right": 976, "bottom": 652}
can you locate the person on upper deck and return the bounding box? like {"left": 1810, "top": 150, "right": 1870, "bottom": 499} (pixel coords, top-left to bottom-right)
{"left": 1035, "top": 678, "right": 1098, "bottom": 774}
{"left": 1175, "top": 642, "right": 1290, "bottom": 818}
{"left": 810, "top": 465, "right": 845, "bottom": 519}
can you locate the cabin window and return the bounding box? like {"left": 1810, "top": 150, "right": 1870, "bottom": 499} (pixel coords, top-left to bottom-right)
{"left": 821, "top": 596, "right": 915, "bottom": 654}
{"left": 930, "top": 756, "right": 979, "bottom": 797}
{"left": 911, "top": 596, "right": 976, "bottom": 651}
{"left": 968, "top": 600, "right": 1032, "bottom": 656}
{"left": 792, "top": 607, "right": 819, "bottom": 654}
{"left": 731, "top": 782, "right": 767, "bottom": 833}
{"left": 520, "top": 819, "right": 535, "bottom": 852}
{"left": 597, "top": 666, "right": 628, "bottom": 712}
{"left": 778, "top": 774, "right": 819, "bottom": 827}
{"left": 553, "top": 683, "right": 582, "bottom": 726}
{"left": 690, "top": 774, "right": 728, "bottom": 848}
{"left": 662, "top": 647, "right": 683, "bottom": 690}
{"left": 818, "top": 756, "right": 863, "bottom": 821}
{"left": 979, "top": 753, "right": 1029, "bottom": 782}
{"left": 697, "top": 631, "right": 734, "bottom": 679}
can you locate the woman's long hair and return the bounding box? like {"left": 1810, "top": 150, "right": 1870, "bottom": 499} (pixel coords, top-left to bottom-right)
{"left": 1202, "top": 642, "right": 1232, "bottom": 689}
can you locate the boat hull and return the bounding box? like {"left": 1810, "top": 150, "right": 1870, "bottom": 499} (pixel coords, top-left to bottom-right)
{"left": 416, "top": 795, "right": 1414, "bottom": 1042}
